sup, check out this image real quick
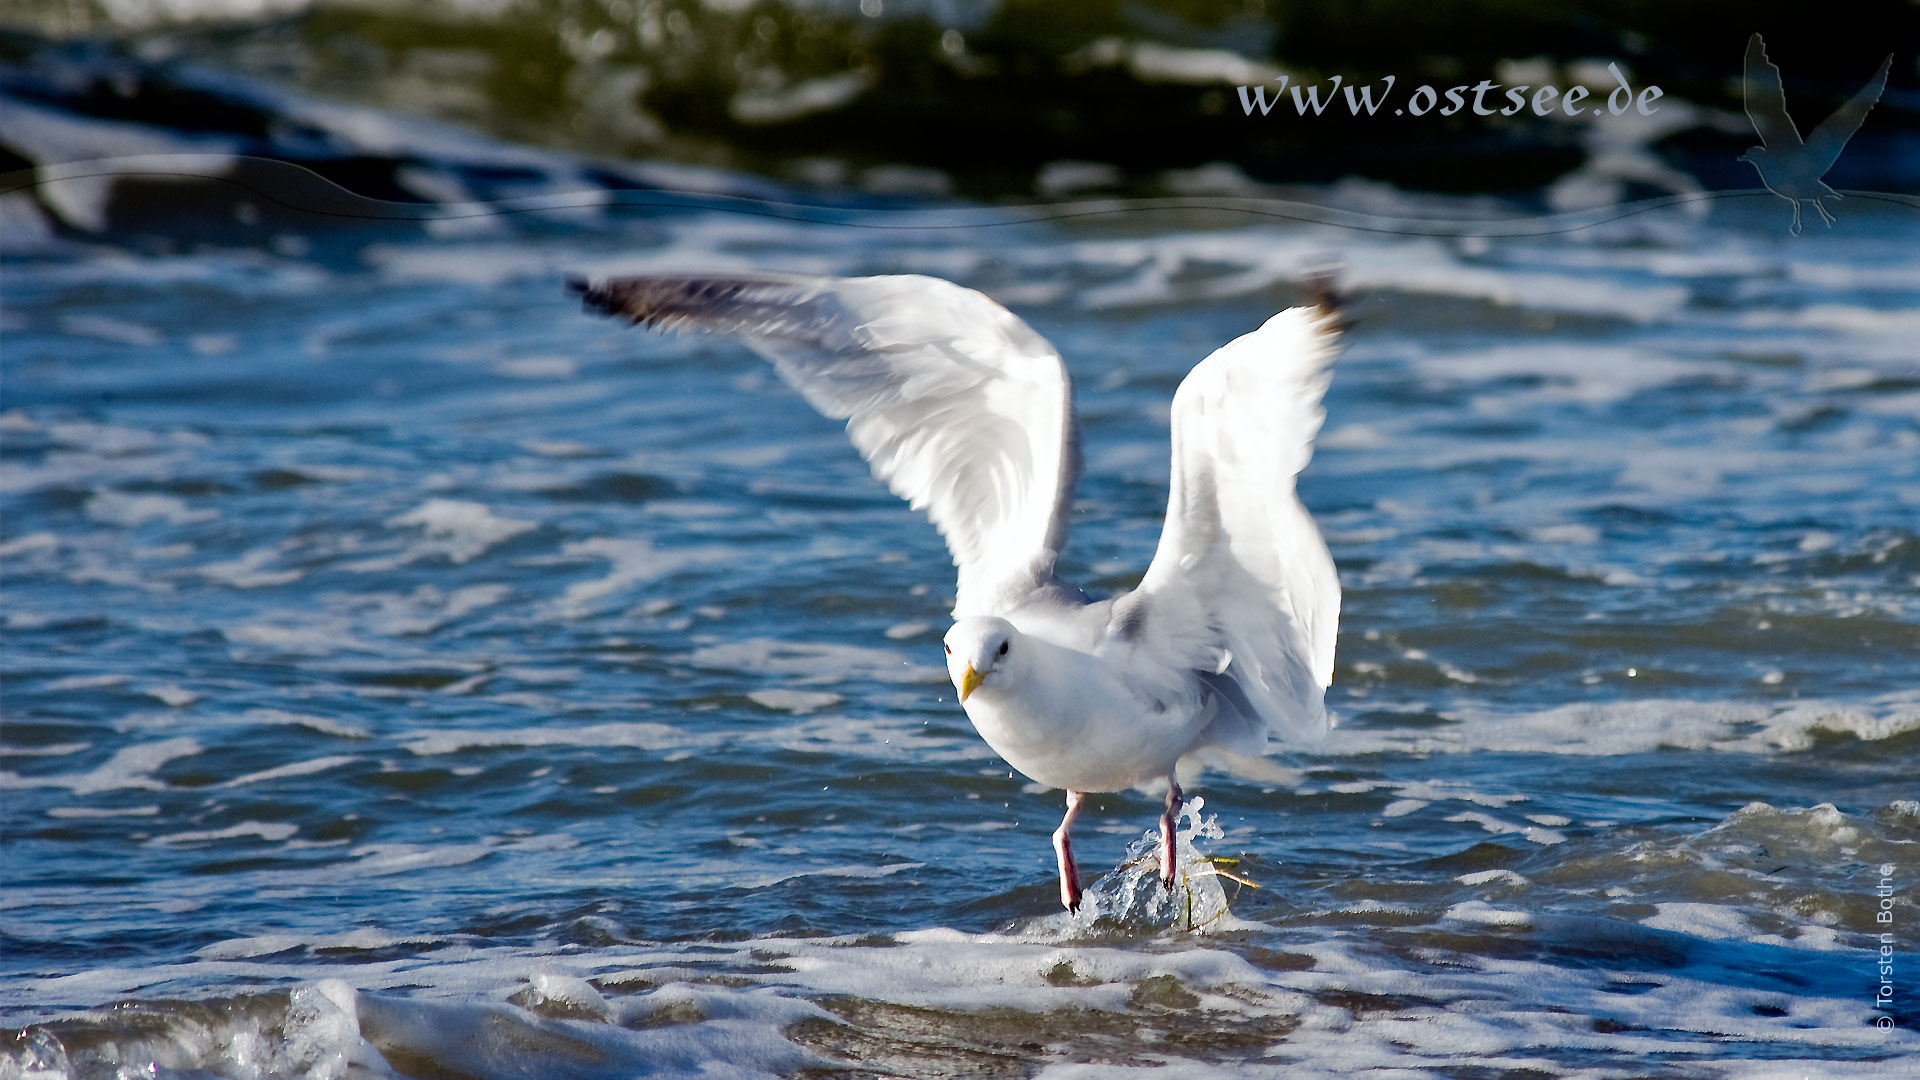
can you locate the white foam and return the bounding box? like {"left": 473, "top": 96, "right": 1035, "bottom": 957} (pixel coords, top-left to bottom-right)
{"left": 284, "top": 978, "right": 392, "bottom": 1079}
{"left": 1324, "top": 692, "right": 1920, "bottom": 757}
{"left": 1744, "top": 303, "right": 1920, "bottom": 337}
{"left": 84, "top": 491, "right": 214, "bottom": 527}
{"left": 14, "top": 908, "right": 1918, "bottom": 1079}
{"left": 515, "top": 973, "right": 615, "bottom": 1022}
{"left": 1456, "top": 869, "right": 1529, "bottom": 888}
{"left": 1442, "top": 900, "right": 1532, "bottom": 926}
{"left": 688, "top": 638, "right": 946, "bottom": 686}
{"left": 1697, "top": 801, "right": 1867, "bottom": 858}
{"left": 225, "top": 755, "right": 357, "bottom": 788}
{"left": 519, "top": 439, "right": 604, "bottom": 458}
{"left": 774, "top": 928, "right": 1301, "bottom": 1017}
{"left": 199, "top": 545, "right": 303, "bottom": 588}
{"left": 1640, "top": 901, "right": 1754, "bottom": 940}
{"left": 1075, "top": 38, "right": 1282, "bottom": 86}
{"left": 1367, "top": 779, "right": 1527, "bottom": 808}
{"left": 730, "top": 70, "right": 875, "bottom": 125}
{"left": 143, "top": 684, "right": 200, "bottom": 707}
{"left": 1444, "top": 810, "right": 1566, "bottom": 845}
{"left": 60, "top": 314, "right": 162, "bottom": 347}
{"left": 746, "top": 689, "right": 842, "bottom": 714}
{"left": 224, "top": 622, "right": 377, "bottom": 657}
{"left": 43, "top": 674, "right": 130, "bottom": 691}
{"left": 760, "top": 715, "right": 979, "bottom": 761}
{"left": 403, "top": 721, "right": 703, "bottom": 756}
{"left": 333, "top": 843, "right": 494, "bottom": 878}
{"left": 686, "top": 860, "right": 925, "bottom": 892}
{"left": 94, "top": 0, "right": 313, "bottom": 28}
{"left": 1065, "top": 229, "right": 1691, "bottom": 319}
{"left": 196, "top": 929, "right": 448, "bottom": 960}
{"left": 381, "top": 498, "right": 535, "bottom": 565}
{"left": 359, "top": 583, "right": 511, "bottom": 635}
{"left": 0, "top": 532, "right": 60, "bottom": 559}
{"left": 45, "top": 805, "right": 159, "bottom": 818}
{"left": 0, "top": 101, "right": 238, "bottom": 231}
{"left": 235, "top": 709, "right": 369, "bottom": 739}
{"left": 151, "top": 821, "right": 299, "bottom": 845}
{"left": 0, "top": 737, "right": 200, "bottom": 794}
{"left": 1431, "top": 342, "right": 1707, "bottom": 406}
{"left": 545, "top": 537, "right": 722, "bottom": 619}
{"left": 0, "top": 742, "right": 92, "bottom": 759}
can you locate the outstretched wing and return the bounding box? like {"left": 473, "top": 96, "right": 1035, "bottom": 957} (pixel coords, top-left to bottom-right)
{"left": 569, "top": 273, "right": 1079, "bottom": 615}
{"left": 1804, "top": 53, "right": 1892, "bottom": 176}
{"left": 1743, "top": 34, "right": 1803, "bottom": 151}
{"left": 1128, "top": 303, "right": 1341, "bottom": 747}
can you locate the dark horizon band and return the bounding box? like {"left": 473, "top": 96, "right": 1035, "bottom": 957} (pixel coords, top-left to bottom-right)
{"left": 7, "top": 156, "right": 1916, "bottom": 242}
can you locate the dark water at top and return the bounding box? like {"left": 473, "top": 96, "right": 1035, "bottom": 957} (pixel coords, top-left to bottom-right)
{"left": 2, "top": 4, "right": 1919, "bottom": 1078}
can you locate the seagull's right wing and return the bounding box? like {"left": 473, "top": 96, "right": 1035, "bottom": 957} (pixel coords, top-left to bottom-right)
{"left": 1743, "top": 34, "right": 1803, "bottom": 150}
{"left": 1804, "top": 53, "right": 1893, "bottom": 176}
{"left": 569, "top": 273, "right": 1079, "bottom": 616}
{"left": 1128, "top": 303, "right": 1341, "bottom": 747}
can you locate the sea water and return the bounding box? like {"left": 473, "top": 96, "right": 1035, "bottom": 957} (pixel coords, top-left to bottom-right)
{"left": 4, "top": 65, "right": 1920, "bottom": 1080}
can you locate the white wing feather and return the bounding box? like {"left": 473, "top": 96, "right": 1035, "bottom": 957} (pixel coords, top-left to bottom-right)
{"left": 571, "top": 273, "right": 1079, "bottom": 615}
{"left": 1134, "top": 305, "right": 1341, "bottom": 745}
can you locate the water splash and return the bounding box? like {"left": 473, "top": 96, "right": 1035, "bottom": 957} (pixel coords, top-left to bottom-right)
{"left": 1075, "top": 795, "right": 1239, "bottom": 933}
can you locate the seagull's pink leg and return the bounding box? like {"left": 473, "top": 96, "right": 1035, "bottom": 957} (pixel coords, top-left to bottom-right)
{"left": 1053, "top": 790, "right": 1086, "bottom": 911}
{"left": 1159, "top": 777, "right": 1183, "bottom": 890}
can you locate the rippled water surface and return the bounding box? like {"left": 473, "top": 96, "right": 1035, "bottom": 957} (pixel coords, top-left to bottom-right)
{"left": 5, "top": 145, "right": 1920, "bottom": 1075}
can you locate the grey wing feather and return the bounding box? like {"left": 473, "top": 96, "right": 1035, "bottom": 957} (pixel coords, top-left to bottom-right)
{"left": 570, "top": 273, "right": 1081, "bottom": 615}
{"left": 1743, "top": 34, "right": 1803, "bottom": 150}
{"left": 1804, "top": 54, "right": 1892, "bottom": 175}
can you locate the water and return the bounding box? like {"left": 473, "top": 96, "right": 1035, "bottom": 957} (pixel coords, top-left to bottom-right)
{"left": 5, "top": 20, "right": 1920, "bottom": 1080}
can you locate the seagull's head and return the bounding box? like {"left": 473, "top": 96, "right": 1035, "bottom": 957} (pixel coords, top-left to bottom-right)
{"left": 1738, "top": 146, "right": 1767, "bottom": 165}
{"left": 943, "top": 617, "right": 1021, "bottom": 703}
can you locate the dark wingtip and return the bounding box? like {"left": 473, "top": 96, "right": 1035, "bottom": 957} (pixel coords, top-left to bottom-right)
{"left": 1302, "top": 268, "right": 1350, "bottom": 332}
{"left": 566, "top": 273, "right": 640, "bottom": 324}
{"left": 563, "top": 274, "right": 817, "bottom": 334}
{"left": 565, "top": 273, "right": 608, "bottom": 315}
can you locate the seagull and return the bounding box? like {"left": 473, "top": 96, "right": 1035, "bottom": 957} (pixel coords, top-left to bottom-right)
{"left": 1739, "top": 32, "right": 1892, "bottom": 234}
{"left": 569, "top": 272, "right": 1341, "bottom": 911}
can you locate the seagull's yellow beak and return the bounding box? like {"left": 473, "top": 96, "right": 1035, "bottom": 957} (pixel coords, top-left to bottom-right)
{"left": 957, "top": 664, "right": 984, "bottom": 702}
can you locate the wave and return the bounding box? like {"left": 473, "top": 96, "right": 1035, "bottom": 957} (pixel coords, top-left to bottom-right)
{"left": 6, "top": 0, "right": 1917, "bottom": 207}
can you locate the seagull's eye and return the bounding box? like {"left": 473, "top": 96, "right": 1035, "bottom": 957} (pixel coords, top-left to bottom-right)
{"left": 997, "top": 641, "right": 1009, "bottom": 656}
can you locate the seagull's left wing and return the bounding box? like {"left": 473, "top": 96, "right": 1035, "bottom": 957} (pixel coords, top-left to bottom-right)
{"left": 1127, "top": 302, "right": 1341, "bottom": 748}
{"left": 570, "top": 273, "right": 1079, "bottom": 615}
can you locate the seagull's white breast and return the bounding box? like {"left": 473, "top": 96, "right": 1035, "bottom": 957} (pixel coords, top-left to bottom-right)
{"left": 960, "top": 617, "right": 1208, "bottom": 793}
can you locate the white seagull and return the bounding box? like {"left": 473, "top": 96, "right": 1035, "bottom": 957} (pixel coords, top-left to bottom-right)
{"left": 569, "top": 272, "right": 1342, "bottom": 911}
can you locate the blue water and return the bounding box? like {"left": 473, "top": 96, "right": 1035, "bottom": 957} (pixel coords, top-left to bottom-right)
{"left": 3, "top": 173, "right": 1919, "bottom": 1075}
